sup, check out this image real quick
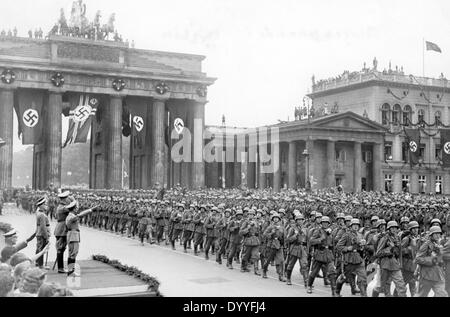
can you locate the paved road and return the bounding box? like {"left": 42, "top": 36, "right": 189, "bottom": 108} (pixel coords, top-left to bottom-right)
{"left": 1, "top": 204, "right": 358, "bottom": 297}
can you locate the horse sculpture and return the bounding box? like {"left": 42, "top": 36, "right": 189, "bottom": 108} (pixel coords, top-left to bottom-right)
{"left": 100, "top": 13, "right": 115, "bottom": 40}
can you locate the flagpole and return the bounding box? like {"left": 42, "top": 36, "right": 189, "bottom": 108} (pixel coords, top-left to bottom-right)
{"left": 423, "top": 38, "right": 425, "bottom": 78}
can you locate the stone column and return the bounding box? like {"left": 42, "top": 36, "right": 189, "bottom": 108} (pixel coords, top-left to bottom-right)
{"left": 326, "top": 140, "right": 335, "bottom": 188}
{"left": 234, "top": 161, "right": 241, "bottom": 187}
{"left": 151, "top": 98, "right": 166, "bottom": 187}
{"left": 393, "top": 170, "right": 402, "bottom": 193}
{"left": 192, "top": 102, "right": 205, "bottom": 189}
{"left": 258, "top": 147, "right": 266, "bottom": 189}
{"left": 444, "top": 107, "right": 450, "bottom": 126}
{"left": 354, "top": 141, "right": 362, "bottom": 192}
{"left": 410, "top": 172, "right": 419, "bottom": 194}
{"left": 393, "top": 135, "right": 402, "bottom": 161}
{"left": 372, "top": 142, "right": 383, "bottom": 191}
{"left": 105, "top": 95, "right": 123, "bottom": 189}
{"left": 306, "top": 139, "right": 315, "bottom": 189}
{"left": 444, "top": 172, "right": 450, "bottom": 195}
{"left": 288, "top": 141, "right": 297, "bottom": 189}
{"left": 272, "top": 142, "right": 281, "bottom": 192}
{"left": 44, "top": 91, "right": 62, "bottom": 188}
{"left": 0, "top": 89, "right": 14, "bottom": 189}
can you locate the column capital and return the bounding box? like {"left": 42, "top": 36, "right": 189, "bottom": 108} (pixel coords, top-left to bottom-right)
{"left": 110, "top": 93, "right": 126, "bottom": 100}
{"left": 153, "top": 96, "right": 170, "bottom": 102}
{"left": 48, "top": 88, "right": 65, "bottom": 95}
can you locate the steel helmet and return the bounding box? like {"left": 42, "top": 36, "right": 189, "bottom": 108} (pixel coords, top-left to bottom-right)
{"left": 271, "top": 213, "right": 281, "bottom": 221}
{"left": 350, "top": 219, "right": 360, "bottom": 226}
{"left": 400, "top": 216, "right": 410, "bottom": 224}
{"left": 310, "top": 211, "right": 317, "bottom": 217}
{"left": 387, "top": 221, "right": 399, "bottom": 230}
{"left": 321, "top": 216, "right": 331, "bottom": 223}
{"left": 429, "top": 226, "right": 442, "bottom": 234}
{"left": 344, "top": 215, "right": 353, "bottom": 222}
{"left": 295, "top": 214, "right": 305, "bottom": 221}
{"left": 376, "top": 219, "right": 386, "bottom": 227}
{"left": 336, "top": 213, "right": 345, "bottom": 220}
{"left": 431, "top": 218, "right": 442, "bottom": 226}
{"left": 315, "top": 212, "right": 323, "bottom": 219}
{"left": 408, "top": 221, "right": 419, "bottom": 230}
{"left": 370, "top": 216, "right": 379, "bottom": 222}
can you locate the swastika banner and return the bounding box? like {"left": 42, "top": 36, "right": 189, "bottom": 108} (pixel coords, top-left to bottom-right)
{"left": 404, "top": 128, "right": 420, "bottom": 166}
{"left": 14, "top": 90, "right": 44, "bottom": 145}
{"left": 440, "top": 129, "right": 450, "bottom": 167}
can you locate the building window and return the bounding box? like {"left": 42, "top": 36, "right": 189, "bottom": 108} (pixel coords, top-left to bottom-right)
{"left": 403, "top": 105, "right": 412, "bottom": 126}
{"left": 435, "top": 111, "right": 441, "bottom": 125}
{"left": 392, "top": 104, "right": 401, "bottom": 124}
{"left": 419, "top": 144, "right": 425, "bottom": 160}
{"left": 385, "top": 174, "right": 393, "bottom": 192}
{"left": 402, "top": 174, "right": 410, "bottom": 192}
{"left": 384, "top": 142, "right": 393, "bottom": 160}
{"left": 335, "top": 150, "right": 347, "bottom": 161}
{"left": 419, "top": 175, "right": 426, "bottom": 194}
{"left": 418, "top": 109, "right": 425, "bottom": 123}
{"left": 402, "top": 142, "right": 409, "bottom": 162}
{"left": 363, "top": 151, "right": 372, "bottom": 163}
{"left": 381, "top": 103, "right": 390, "bottom": 125}
{"left": 436, "top": 175, "right": 443, "bottom": 194}
{"left": 435, "top": 144, "right": 442, "bottom": 161}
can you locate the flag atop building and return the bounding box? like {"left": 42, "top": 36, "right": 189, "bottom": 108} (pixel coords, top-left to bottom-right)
{"left": 426, "top": 41, "right": 442, "bottom": 53}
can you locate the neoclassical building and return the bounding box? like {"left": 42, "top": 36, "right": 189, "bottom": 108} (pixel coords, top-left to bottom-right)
{"left": 205, "top": 63, "right": 450, "bottom": 194}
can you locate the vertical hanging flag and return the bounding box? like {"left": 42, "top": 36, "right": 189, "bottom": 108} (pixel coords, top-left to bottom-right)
{"left": 63, "top": 94, "right": 98, "bottom": 147}
{"left": 405, "top": 128, "right": 420, "bottom": 166}
{"left": 441, "top": 129, "right": 450, "bottom": 167}
{"left": 14, "top": 90, "right": 45, "bottom": 145}
{"left": 426, "top": 41, "right": 442, "bottom": 53}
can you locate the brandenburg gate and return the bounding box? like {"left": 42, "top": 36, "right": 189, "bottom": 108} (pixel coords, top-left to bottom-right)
{"left": 0, "top": 7, "right": 215, "bottom": 190}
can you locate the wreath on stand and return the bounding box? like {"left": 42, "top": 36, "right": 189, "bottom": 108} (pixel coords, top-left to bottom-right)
{"left": 1, "top": 69, "right": 15, "bottom": 84}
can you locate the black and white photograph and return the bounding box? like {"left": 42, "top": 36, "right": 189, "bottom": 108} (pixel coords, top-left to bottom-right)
{"left": 1, "top": 0, "right": 450, "bottom": 303}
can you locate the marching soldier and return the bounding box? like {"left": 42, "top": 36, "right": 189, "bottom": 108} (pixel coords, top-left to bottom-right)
{"left": 239, "top": 210, "right": 261, "bottom": 275}
{"left": 307, "top": 216, "right": 337, "bottom": 296}
{"left": 182, "top": 205, "right": 195, "bottom": 253}
{"left": 415, "top": 226, "right": 448, "bottom": 297}
{"left": 215, "top": 208, "right": 231, "bottom": 265}
{"left": 226, "top": 210, "right": 243, "bottom": 269}
{"left": 192, "top": 206, "right": 206, "bottom": 256}
{"left": 336, "top": 218, "right": 368, "bottom": 296}
{"left": 137, "top": 208, "right": 151, "bottom": 245}
{"left": 204, "top": 207, "right": 218, "bottom": 260}
{"left": 396, "top": 220, "right": 420, "bottom": 296}
{"left": 375, "top": 221, "right": 407, "bottom": 297}
{"left": 285, "top": 214, "right": 308, "bottom": 286}
{"left": 169, "top": 204, "right": 184, "bottom": 250}
{"left": 261, "top": 212, "right": 286, "bottom": 282}
{"left": 155, "top": 202, "right": 166, "bottom": 244}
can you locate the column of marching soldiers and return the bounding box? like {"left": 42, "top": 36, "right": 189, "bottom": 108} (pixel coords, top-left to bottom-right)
{"left": 16, "top": 188, "right": 450, "bottom": 297}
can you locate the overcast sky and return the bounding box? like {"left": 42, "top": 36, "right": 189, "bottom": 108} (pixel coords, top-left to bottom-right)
{"left": 2, "top": 0, "right": 450, "bottom": 152}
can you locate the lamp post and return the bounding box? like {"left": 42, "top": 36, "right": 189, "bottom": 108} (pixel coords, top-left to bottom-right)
{"left": 302, "top": 95, "right": 312, "bottom": 191}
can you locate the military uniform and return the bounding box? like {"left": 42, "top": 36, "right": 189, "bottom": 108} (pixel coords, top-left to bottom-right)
{"left": 261, "top": 215, "right": 285, "bottom": 281}
{"left": 226, "top": 214, "right": 243, "bottom": 269}
{"left": 239, "top": 217, "right": 261, "bottom": 274}
{"left": 54, "top": 193, "right": 71, "bottom": 273}
{"left": 285, "top": 221, "right": 308, "bottom": 286}
{"left": 35, "top": 203, "right": 50, "bottom": 268}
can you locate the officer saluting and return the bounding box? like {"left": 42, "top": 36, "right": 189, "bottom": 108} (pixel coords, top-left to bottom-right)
{"left": 54, "top": 191, "right": 72, "bottom": 273}
{"left": 65, "top": 200, "right": 98, "bottom": 276}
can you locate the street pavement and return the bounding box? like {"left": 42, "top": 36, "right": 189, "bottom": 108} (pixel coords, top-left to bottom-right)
{"left": 1, "top": 204, "right": 359, "bottom": 297}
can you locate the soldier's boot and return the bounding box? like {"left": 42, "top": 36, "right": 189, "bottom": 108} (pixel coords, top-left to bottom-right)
{"left": 194, "top": 245, "right": 198, "bottom": 256}
{"left": 330, "top": 277, "right": 338, "bottom": 297}
{"left": 262, "top": 269, "right": 268, "bottom": 279}
{"left": 254, "top": 262, "right": 261, "bottom": 276}
{"left": 240, "top": 260, "right": 250, "bottom": 272}
{"left": 57, "top": 252, "right": 66, "bottom": 273}
{"left": 349, "top": 275, "right": 360, "bottom": 295}
{"left": 67, "top": 258, "right": 75, "bottom": 276}
{"left": 205, "top": 251, "right": 209, "bottom": 260}
{"left": 335, "top": 280, "right": 344, "bottom": 297}
{"left": 307, "top": 276, "right": 315, "bottom": 293}
{"left": 183, "top": 241, "right": 188, "bottom": 253}
{"left": 276, "top": 265, "right": 286, "bottom": 282}
{"left": 227, "top": 259, "right": 234, "bottom": 270}
{"left": 359, "top": 282, "right": 368, "bottom": 297}
{"left": 324, "top": 277, "right": 330, "bottom": 286}
{"left": 286, "top": 270, "right": 292, "bottom": 285}
{"left": 216, "top": 254, "right": 222, "bottom": 265}
{"left": 171, "top": 240, "right": 176, "bottom": 250}
{"left": 372, "top": 287, "right": 380, "bottom": 297}
{"left": 211, "top": 245, "right": 215, "bottom": 255}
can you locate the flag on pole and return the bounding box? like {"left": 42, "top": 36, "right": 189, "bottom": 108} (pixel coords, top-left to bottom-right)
{"left": 440, "top": 129, "right": 450, "bottom": 167}
{"left": 426, "top": 41, "right": 442, "bottom": 53}
{"left": 404, "top": 128, "right": 421, "bottom": 166}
